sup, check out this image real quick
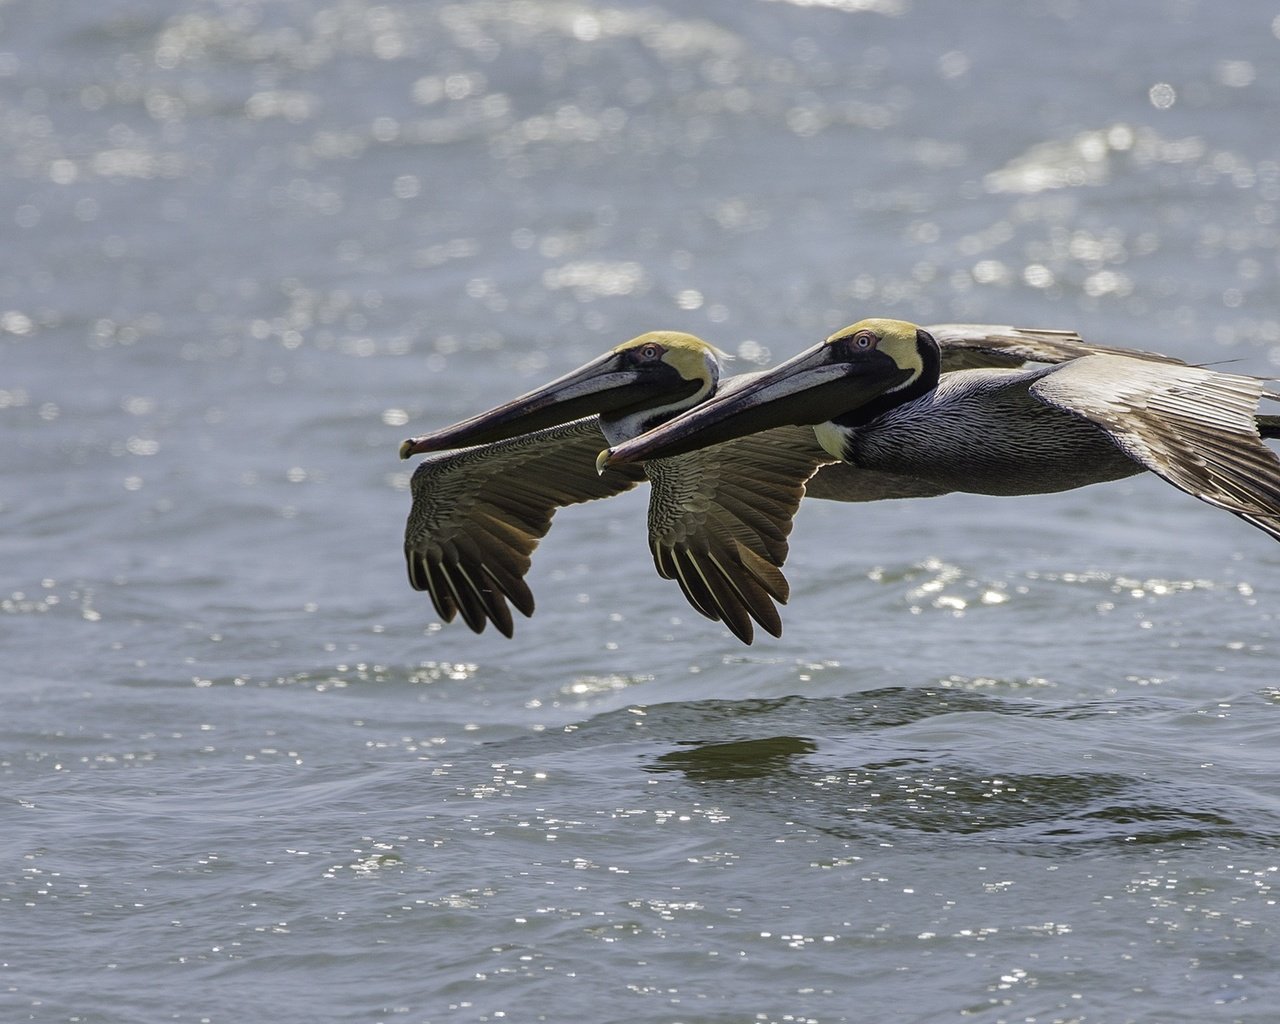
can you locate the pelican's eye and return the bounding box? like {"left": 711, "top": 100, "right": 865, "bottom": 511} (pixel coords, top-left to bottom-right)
{"left": 632, "top": 342, "right": 666, "bottom": 363}
{"left": 833, "top": 329, "right": 879, "bottom": 358}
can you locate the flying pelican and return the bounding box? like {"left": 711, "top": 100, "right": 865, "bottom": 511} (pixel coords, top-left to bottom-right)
{"left": 601, "top": 319, "right": 1280, "bottom": 547}
{"left": 400, "top": 324, "right": 1194, "bottom": 642}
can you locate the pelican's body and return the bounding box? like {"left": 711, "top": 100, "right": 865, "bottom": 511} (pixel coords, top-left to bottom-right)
{"left": 604, "top": 319, "right": 1280, "bottom": 546}
{"left": 818, "top": 360, "right": 1144, "bottom": 496}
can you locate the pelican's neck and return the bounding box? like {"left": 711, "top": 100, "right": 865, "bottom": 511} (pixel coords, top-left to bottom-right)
{"left": 598, "top": 361, "right": 718, "bottom": 446}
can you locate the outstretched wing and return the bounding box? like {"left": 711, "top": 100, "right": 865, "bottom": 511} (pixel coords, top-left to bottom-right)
{"left": 929, "top": 323, "right": 1182, "bottom": 372}
{"left": 404, "top": 417, "right": 646, "bottom": 636}
{"left": 1031, "top": 354, "right": 1280, "bottom": 540}
{"left": 644, "top": 424, "right": 837, "bottom": 643}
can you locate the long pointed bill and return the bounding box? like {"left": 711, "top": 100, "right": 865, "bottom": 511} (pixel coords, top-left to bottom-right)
{"left": 600, "top": 343, "right": 911, "bottom": 466}
{"left": 400, "top": 351, "right": 680, "bottom": 458}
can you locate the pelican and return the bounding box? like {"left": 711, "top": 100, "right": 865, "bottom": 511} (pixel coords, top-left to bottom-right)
{"left": 601, "top": 319, "right": 1280, "bottom": 547}
{"left": 401, "top": 324, "right": 1199, "bottom": 642}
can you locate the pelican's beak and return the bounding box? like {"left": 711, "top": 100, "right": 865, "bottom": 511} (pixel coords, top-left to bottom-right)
{"left": 600, "top": 342, "right": 910, "bottom": 466}
{"left": 400, "top": 351, "right": 689, "bottom": 457}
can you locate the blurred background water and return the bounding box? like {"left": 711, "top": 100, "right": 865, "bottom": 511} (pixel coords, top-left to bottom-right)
{"left": 4, "top": 1, "right": 1280, "bottom": 1021}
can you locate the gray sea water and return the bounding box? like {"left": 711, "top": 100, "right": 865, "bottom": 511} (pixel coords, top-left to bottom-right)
{"left": 5, "top": 1, "right": 1280, "bottom": 1021}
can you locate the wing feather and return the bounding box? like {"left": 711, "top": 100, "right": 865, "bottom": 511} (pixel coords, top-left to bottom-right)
{"left": 403, "top": 417, "right": 646, "bottom": 635}
{"left": 1030, "top": 355, "right": 1280, "bottom": 540}
{"left": 645, "top": 424, "right": 835, "bottom": 642}
{"left": 665, "top": 547, "right": 722, "bottom": 623}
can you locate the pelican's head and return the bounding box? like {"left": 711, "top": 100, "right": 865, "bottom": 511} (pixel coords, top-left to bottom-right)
{"left": 599, "top": 319, "right": 939, "bottom": 467}
{"left": 400, "top": 331, "right": 722, "bottom": 457}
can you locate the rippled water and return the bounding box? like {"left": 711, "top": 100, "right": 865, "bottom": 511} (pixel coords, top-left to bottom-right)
{"left": 5, "top": 1, "right": 1280, "bottom": 1021}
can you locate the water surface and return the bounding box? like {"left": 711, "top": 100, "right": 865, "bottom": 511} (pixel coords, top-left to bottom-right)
{"left": 4, "top": 1, "right": 1280, "bottom": 1021}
